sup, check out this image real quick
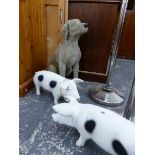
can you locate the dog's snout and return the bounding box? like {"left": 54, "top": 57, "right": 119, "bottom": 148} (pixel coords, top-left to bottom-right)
{"left": 84, "top": 23, "right": 88, "bottom": 27}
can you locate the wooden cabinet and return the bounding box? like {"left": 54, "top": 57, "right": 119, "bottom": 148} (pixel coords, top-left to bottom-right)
{"left": 19, "top": 0, "right": 68, "bottom": 96}
{"left": 118, "top": 9, "right": 135, "bottom": 59}
{"left": 68, "top": 0, "right": 121, "bottom": 82}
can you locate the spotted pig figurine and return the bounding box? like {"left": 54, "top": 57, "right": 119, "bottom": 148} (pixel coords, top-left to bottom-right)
{"left": 33, "top": 71, "right": 83, "bottom": 104}
{"left": 52, "top": 95, "right": 135, "bottom": 155}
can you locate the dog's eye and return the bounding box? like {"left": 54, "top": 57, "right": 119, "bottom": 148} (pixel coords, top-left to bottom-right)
{"left": 66, "top": 87, "right": 70, "bottom": 91}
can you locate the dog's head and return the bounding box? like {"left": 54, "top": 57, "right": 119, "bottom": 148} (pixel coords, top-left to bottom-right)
{"left": 61, "top": 19, "right": 88, "bottom": 39}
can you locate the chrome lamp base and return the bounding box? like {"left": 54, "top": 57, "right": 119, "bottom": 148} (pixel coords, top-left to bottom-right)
{"left": 89, "top": 85, "right": 124, "bottom": 107}
{"left": 89, "top": 0, "right": 128, "bottom": 107}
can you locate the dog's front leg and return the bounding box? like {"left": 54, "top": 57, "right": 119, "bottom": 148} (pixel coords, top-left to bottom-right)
{"left": 59, "top": 62, "right": 66, "bottom": 77}
{"left": 73, "top": 63, "right": 79, "bottom": 78}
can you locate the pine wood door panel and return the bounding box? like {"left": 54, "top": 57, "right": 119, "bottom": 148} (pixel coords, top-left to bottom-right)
{"left": 19, "top": 0, "right": 68, "bottom": 96}
{"left": 19, "top": 0, "right": 47, "bottom": 96}
{"left": 45, "top": 0, "right": 68, "bottom": 64}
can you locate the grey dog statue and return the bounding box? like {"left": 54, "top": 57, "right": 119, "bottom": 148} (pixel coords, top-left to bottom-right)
{"left": 48, "top": 19, "right": 88, "bottom": 78}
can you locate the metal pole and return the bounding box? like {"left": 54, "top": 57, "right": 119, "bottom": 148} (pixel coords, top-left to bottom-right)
{"left": 123, "top": 78, "right": 135, "bottom": 120}
{"left": 106, "top": 0, "right": 129, "bottom": 87}
{"left": 89, "top": 0, "right": 129, "bottom": 106}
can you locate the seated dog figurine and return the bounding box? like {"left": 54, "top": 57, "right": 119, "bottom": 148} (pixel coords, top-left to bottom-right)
{"left": 33, "top": 71, "right": 83, "bottom": 104}
{"left": 48, "top": 19, "right": 88, "bottom": 78}
{"left": 52, "top": 96, "right": 135, "bottom": 155}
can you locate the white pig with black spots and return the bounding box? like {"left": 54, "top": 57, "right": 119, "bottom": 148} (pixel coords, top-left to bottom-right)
{"left": 33, "top": 71, "right": 83, "bottom": 104}
{"left": 52, "top": 95, "right": 135, "bottom": 155}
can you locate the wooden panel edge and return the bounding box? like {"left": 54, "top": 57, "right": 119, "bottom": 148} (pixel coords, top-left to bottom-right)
{"left": 79, "top": 72, "right": 107, "bottom": 83}
{"left": 45, "top": 0, "right": 59, "bottom": 5}
{"left": 65, "top": 0, "right": 68, "bottom": 21}
{"left": 69, "top": 0, "right": 121, "bottom": 3}
{"left": 19, "top": 78, "right": 34, "bottom": 97}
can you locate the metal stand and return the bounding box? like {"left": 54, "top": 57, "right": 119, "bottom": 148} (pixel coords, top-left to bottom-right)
{"left": 123, "top": 78, "right": 135, "bottom": 121}
{"left": 89, "top": 0, "right": 128, "bottom": 107}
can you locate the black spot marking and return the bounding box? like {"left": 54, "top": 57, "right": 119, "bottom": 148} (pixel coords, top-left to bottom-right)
{"left": 85, "top": 120, "right": 96, "bottom": 133}
{"left": 50, "top": 81, "right": 57, "bottom": 88}
{"left": 38, "top": 75, "right": 43, "bottom": 81}
{"left": 112, "top": 139, "right": 128, "bottom": 155}
{"left": 58, "top": 96, "right": 70, "bottom": 103}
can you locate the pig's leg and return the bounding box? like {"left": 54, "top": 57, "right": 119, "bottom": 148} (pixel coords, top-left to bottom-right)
{"left": 76, "top": 135, "right": 87, "bottom": 147}
{"left": 35, "top": 85, "right": 40, "bottom": 95}
{"left": 52, "top": 113, "right": 73, "bottom": 127}
{"left": 54, "top": 96, "right": 59, "bottom": 104}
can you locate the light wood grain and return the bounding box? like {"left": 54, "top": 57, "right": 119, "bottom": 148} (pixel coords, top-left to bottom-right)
{"left": 19, "top": 0, "right": 47, "bottom": 96}
{"left": 20, "top": 0, "right": 68, "bottom": 96}
{"left": 46, "top": 0, "right": 68, "bottom": 64}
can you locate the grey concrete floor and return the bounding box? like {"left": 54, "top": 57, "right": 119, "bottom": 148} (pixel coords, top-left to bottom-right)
{"left": 19, "top": 58, "right": 135, "bottom": 155}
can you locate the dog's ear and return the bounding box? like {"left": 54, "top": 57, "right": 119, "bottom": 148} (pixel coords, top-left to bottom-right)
{"left": 61, "top": 23, "right": 69, "bottom": 40}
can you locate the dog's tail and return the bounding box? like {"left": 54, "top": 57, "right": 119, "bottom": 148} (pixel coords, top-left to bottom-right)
{"left": 47, "top": 64, "right": 57, "bottom": 73}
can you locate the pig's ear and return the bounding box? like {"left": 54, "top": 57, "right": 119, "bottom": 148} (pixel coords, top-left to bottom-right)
{"left": 52, "top": 103, "right": 74, "bottom": 116}
{"left": 61, "top": 81, "right": 69, "bottom": 89}
{"left": 72, "top": 78, "right": 84, "bottom": 84}
{"left": 60, "top": 82, "right": 70, "bottom": 95}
